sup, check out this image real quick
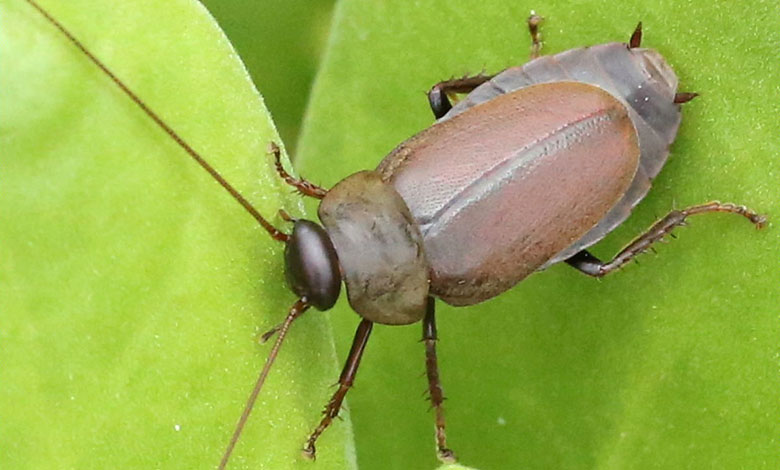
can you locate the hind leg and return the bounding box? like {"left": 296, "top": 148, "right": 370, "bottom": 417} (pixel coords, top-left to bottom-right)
{"left": 566, "top": 202, "right": 766, "bottom": 277}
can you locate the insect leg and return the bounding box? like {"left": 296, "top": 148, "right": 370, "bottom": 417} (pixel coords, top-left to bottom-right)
{"left": 269, "top": 142, "right": 328, "bottom": 199}
{"left": 565, "top": 201, "right": 766, "bottom": 277}
{"left": 428, "top": 74, "right": 494, "bottom": 119}
{"left": 527, "top": 13, "right": 544, "bottom": 59}
{"left": 422, "top": 297, "right": 457, "bottom": 463}
{"left": 303, "top": 319, "right": 373, "bottom": 460}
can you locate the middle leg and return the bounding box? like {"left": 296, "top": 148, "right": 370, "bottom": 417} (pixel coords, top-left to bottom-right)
{"left": 426, "top": 13, "right": 547, "bottom": 120}
{"left": 427, "top": 74, "right": 493, "bottom": 119}
{"left": 527, "top": 12, "right": 544, "bottom": 59}
{"left": 422, "top": 296, "right": 457, "bottom": 463}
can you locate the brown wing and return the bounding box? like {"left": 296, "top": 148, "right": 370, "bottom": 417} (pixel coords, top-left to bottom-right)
{"left": 377, "top": 82, "right": 640, "bottom": 306}
{"left": 442, "top": 44, "right": 682, "bottom": 268}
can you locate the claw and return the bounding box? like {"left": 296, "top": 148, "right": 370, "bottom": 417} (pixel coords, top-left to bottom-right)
{"left": 437, "top": 447, "right": 458, "bottom": 464}
{"left": 302, "top": 445, "right": 316, "bottom": 461}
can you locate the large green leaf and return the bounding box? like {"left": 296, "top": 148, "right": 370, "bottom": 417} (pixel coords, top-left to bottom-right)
{"left": 0, "top": 0, "right": 355, "bottom": 468}
{"left": 296, "top": 1, "right": 779, "bottom": 469}
{"left": 199, "top": 0, "right": 335, "bottom": 155}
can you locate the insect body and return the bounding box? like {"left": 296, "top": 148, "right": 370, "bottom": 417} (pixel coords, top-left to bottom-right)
{"left": 267, "top": 18, "right": 765, "bottom": 464}
{"left": 22, "top": 2, "right": 766, "bottom": 468}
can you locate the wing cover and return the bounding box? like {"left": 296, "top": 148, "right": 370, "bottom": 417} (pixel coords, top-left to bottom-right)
{"left": 377, "top": 82, "right": 639, "bottom": 306}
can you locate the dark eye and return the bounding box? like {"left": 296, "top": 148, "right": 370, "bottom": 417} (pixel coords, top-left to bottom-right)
{"left": 284, "top": 220, "right": 342, "bottom": 310}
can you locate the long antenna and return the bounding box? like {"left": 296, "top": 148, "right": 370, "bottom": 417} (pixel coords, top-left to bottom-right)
{"left": 23, "top": 0, "right": 289, "bottom": 243}
{"left": 218, "top": 299, "right": 311, "bottom": 470}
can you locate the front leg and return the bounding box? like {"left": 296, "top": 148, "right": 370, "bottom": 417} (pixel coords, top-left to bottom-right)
{"left": 268, "top": 142, "right": 328, "bottom": 199}
{"left": 428, "top": 74, "right": 493, "bottom": 119}
{"left": 566, "top": 201, "right": 766, "bottom": 277}
{"left": 303, "top": 319, "right": 373, "bottom": 459}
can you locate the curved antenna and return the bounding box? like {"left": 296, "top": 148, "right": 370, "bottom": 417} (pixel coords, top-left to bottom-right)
{"left": 23, "top": 0, "right": 289, "bottom": 242}
{"left": 217, "top": 299, "right": 311, "bottom": 470}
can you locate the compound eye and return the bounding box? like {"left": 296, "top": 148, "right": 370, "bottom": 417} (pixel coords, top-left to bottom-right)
{"left": 284, "top": 220, "right": 342, "bottom": 310}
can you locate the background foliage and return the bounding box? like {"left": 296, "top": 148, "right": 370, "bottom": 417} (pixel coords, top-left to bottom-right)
{"left": 1, "top": 1, "right": 352, "bottom": 468}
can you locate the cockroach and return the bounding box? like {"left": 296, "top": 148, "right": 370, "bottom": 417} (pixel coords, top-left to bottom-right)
{"left": 19, "top": 1, "right": 766, "bottom": 468}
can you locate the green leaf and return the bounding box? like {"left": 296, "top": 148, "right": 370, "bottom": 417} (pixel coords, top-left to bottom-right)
{"left": 199, "top": 0, "right": 335, "bottom": 155}
{"left": 0, "top": 0, "right": 355, "bottom": 468}
{"left": 296, "top": 1, "right": 780, "bottom": 469}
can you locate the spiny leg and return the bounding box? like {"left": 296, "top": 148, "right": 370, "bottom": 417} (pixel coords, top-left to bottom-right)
{"left": 527, "top": 12, "right": 544, "bottom": 59}
{"left": 268, "top": 142, "right": 327, "bottom": 199}
{"left": 566, "top": 201, "right": 766, "bottom": 277}
{"left": 428, "top": 74, "right": 493, "bottom": 119}
{"left": 423, "top": 297, "right": 456, "bottom": 463}
{"left": 303, "top": 319, "right": 373, "bottom": 459}
{"left": 629, "top": 21, "right": 643, "bottom": 48}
